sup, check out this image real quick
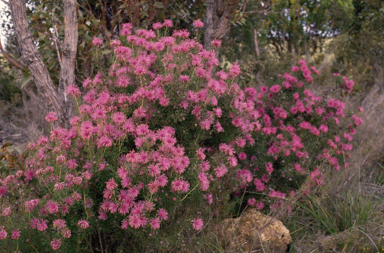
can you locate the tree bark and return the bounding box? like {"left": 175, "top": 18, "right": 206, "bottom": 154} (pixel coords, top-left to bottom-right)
{"left": 9, "top": 0, "right": 64, "bottom": 123}
{"left": 204, "top": 0, "right": 240, "bottom": 50}
{"left": 253, "top": 29, "right": 260, "bottom": 57}
{"left": 9, "top": 0, "right": 78, "bottom": 128}
{"left": 59, "top": 0, "right": 78, "bottom": 128}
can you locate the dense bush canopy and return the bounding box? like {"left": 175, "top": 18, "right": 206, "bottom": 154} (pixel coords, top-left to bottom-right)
{"left": 0, "top": 20, "right": 363, "bottom": 252}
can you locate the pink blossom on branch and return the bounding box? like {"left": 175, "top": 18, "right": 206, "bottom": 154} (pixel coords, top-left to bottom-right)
{"left": 51, "top": 238, "right": 62, "bottom": 250}
{"left": 193, "top": 20, "right": 204, "bottom": 28}
{"left": 78, "top": 219, "right": 89, "bottom": 229}
{"left": 45, "top": 111, "right": 58, "bottom": 123}
{"left": 191, "top": 218, "right": 204, "bottom": 231}
{"left": 92, "top": 37, "right": 103, "bottom": 47}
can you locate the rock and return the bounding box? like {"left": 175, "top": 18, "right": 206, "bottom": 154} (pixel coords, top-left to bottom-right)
{"left": 217, "top": 208, "right": 292, "bottom": 252}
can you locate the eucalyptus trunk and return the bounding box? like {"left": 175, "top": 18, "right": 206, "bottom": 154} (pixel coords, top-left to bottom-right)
{"left": 9, "top": 0, "right": 78, "bottom": 128}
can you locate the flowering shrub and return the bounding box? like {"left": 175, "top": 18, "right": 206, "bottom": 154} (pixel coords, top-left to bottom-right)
{"left": 0, "top": 20, "right": 362, "bottom": 252}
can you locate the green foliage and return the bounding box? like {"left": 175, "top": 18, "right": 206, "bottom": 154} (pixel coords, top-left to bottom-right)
{"left": 331, "top": 0, "right": 384, "bottom": 90}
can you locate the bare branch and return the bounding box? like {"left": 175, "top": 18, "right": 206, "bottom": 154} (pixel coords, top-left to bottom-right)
{"left": 0, "top": 39, "right": 26, "bottom": 70}
{"left": 51, "top": 13, "right": 63, "bottom": 69}
{"left": 0, "top": 0, "right": 9, "bottom": 6}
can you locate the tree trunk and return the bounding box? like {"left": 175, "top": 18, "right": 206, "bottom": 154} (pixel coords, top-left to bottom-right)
{"left": 9, "top": 0, "right": 78, "bottom": 128}
{"left": 204, "top": 0, "right": 240, "bottom": 50}
{"left": 253, "top": 29, "right": 260, "bottom": 57}
{"left": 59, "top": 0, "right": 78, "bottom": 128}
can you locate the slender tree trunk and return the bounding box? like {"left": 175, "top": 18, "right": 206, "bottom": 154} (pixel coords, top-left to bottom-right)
{"left": 204, "top": 0, "right": 240, "bottom": 50}
{"left": 59, "top": 0, "right": 78, "bottom": 127}
{"left": 253, "top": 29, "right": 260, "bottom": 57}
{"left": 204, "top": 0, "right": 215, "bottom": 50}
{"left": 9, "top": 0, "right": 78, "bottom": 128}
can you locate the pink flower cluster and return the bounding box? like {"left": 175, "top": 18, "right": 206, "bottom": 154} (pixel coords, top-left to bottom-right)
{"left": 0, "top": 19, "right": 362, "bottom": 251}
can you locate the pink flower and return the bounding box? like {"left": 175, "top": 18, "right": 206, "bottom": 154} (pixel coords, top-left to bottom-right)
{"left": 62, "top": 229, "right": 71, "bottom": 238}
{"left": 45, "top": 111, "right": 58, "bottom": 123}
{"left": 238, "top": 152, "right": 247, "bottom": 160}
{"left": 53, "top": 219, "right": 67, "bottom": 229}
{"left": 92, "top": 37, "right": 103, "bottom": 47}
{"left": 163, "top": 19, "right": 173, "bottom": 28}
{"left": 66, "top": 84, "right": 81, "bottom": 97}
{"left": 211, "top": 38, "right": 222, "bottom": 48}
{"left": 196, "top": 148, "right": 206, "bottom": 160}
{"left": 37, "top": 219, "right": 48, "bottom": 231}
{"left": 343, "top": 76, "right": 354, "bottom": 93}
{"left": 11, "top": 229, "right": 20, "bottom": 240}
{"left": 215, "top": 165, "right": 228, "bottom": 177}
{"left": 122, "top": 23, "right": 133, "bottom": 30}
{"left": 193, "top": 20, "right": 204, "bottom": 28}
{"left": 106, "top": 179, "right": 118, "bottom": 191}
{"left": 310, "top": 66, "right": 319, "bottom": 75}
{"left": 179, "top": 75, "right": 190, "bottom": 82}
{"left": 78, "top": 219, "right": 89, "bottom": 229}
{"left": 0, "top": 228, "right": 7, "bottom": 240}
{"left": 256, "top": 202, "right": 265, "bottom": 210}
{"left": 265, "top": 162, "right": 273, "bottom": 174}
{"left": 2, "top": 207, "right": 11, "bottom": 217}
{"left": 25, "top": 199, "right": 40, "bottom": 212}
{"left": 269, "top": 85, "right": 281, "bottom": 93}
{"left": 56, "top": 155, "right": 66, "bottom": 164}
{"left": 229, "top": 62, "right": 241, "bottom": 77}
{"left": 153, "top": 22, "right": 163, "bottom": 30}
{"left": 98, "top": 211, "right": 107, "bottom": 221}
{"left": 136, "top": 124, "right": 149, "bottom": 135}
{"left": 112, "top": 112, "right": 126, "bottom": 125}
{"left": 171, "top": 179, "right": 190, "bottom": 193}
{"left": 157, "top": 208, "right": 168, "bottom": 220}
{"left": 291, "top": 66, "right": 299, "bottom": 72}
{"left": 46, "top": 201, "right": 59, "bottom": 214}
{"left": 150, "top": 217, "right": 161, "bottom": 230}
{"left": 97, "top": 136, "right": 113, "bottom": 148}
{"left": 191, "top": 218, "right": 204, "bottom": 230}
{"left": 248, "top": 198, "right": 256, "bottom": 206}
{"left": 129, "top": 214, "right": 142, "bottom": 228}
{"left": 319, "top": 124, "right": 328, "bottom": 133}
{"left": 198, "top": 172, "right": 210, "bottom": 191}
{"left": 260, "top": 85, "right": 268, "bottom": 93}
{"left": 298, "top": 121, "right": 311, "bottom": 130}
{"left": 110, "top": 39, "right": 121, "bottom": 47}
{"left": 310, "top": 126, "right": 320, "bottom": 136}
{"left": 351, "top": 115, "right": 363, "bottom": 126}
{"left": 237, "top": 169, "right": 253, "bottom": 184}
{"left": 73, "top": 176, "right": 83, "bottom": 185}
{"left": 51, "top": 238, "right": 62, "bottom": 250}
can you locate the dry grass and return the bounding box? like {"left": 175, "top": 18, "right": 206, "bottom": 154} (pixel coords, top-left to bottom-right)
{"left": 282, "top": 66, "right": 384, "bottom": 253}
{"left": 0, "top": 84, "right": 48, "bottom": 147}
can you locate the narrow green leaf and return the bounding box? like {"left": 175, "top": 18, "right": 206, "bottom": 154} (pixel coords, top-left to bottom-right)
{"left": 1, "top": 143, "right": 13, "bottom": 149}
{"left": 20, "top": 76, "right": 32, "bottom": 89}
{"left": 102, "top": 50, "right": 112, "bottom": 55}
{"left": 154, "top": 2, "right": 164, "bottom": 9}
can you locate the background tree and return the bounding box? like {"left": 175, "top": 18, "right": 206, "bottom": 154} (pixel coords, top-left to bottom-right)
{"left": 6, "top": 0, "right": 78, "bottom": 128}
